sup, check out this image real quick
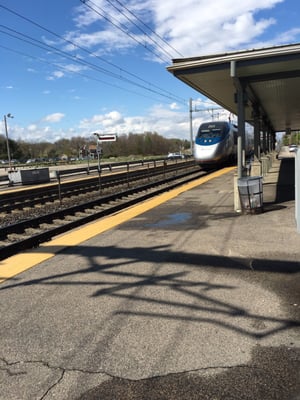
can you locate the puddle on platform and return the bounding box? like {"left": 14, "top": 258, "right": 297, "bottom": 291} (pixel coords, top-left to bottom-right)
{"left": 147, "top": 212, "right": 191, "bottom": 227}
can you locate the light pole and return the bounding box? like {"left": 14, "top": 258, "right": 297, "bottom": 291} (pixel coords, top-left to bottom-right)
{"left": 3, "top": 113, "right": 14, "bottom": 171}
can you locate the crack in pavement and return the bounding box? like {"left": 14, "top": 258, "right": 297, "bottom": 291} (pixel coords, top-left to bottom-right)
{"left": 1, "top": 346, "right": 300, "bottom": 400}
{"left": 0, "top": 355, "right": 255, "bottom": 400}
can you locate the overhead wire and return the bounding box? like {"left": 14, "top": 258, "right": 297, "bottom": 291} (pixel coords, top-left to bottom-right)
{"left": 96, "top": 0, "right": 176, "bottom": 60}
{"left": 0, "top": 24, "right": 185, "bottom": 105}
{"left": 79, "top": 0, "right": 170, "bottom": 64}
{"left": 0, "top": 42, "right": 174, "bottom": 105}
{"left": 105, "top": 0, "right": 184, "bottom": 58}
{"left": 0, "top": 3, "right": 187, "bottom": 105}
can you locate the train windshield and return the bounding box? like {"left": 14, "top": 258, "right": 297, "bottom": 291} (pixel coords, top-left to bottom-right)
{"left": 199, "top": 128, "right": 223, "bottom": 138}
{"left": 196, "top": 122, "right": 229, "bottom": 139}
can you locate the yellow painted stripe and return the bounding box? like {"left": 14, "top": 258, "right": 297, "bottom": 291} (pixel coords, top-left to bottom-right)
{"left": 0, "top": 167, "right": 234, "bottom": 283}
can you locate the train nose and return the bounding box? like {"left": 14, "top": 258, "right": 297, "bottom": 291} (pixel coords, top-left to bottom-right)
{"left": 195, "top": 144, "right": 218, "bottom": 162}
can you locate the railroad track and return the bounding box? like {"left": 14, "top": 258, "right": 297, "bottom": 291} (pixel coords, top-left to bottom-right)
{"left": 0, "top": 159, "right": 193, "bottom": 213}
{"left": 0, "top": 166, "right": 208, "bottom": 261}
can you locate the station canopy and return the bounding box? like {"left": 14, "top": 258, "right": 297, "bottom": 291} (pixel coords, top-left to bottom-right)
{"left": 167, "top": 43, "right": 300, "bottom": 133}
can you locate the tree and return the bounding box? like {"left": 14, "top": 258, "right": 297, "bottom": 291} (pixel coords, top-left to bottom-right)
{"left": 0, "top": 135, "right": 22, "bottom": 161}
{"left": 0, "top": 135, "right": 7, "bottom": 159}
{"left": 0, "top": 131, "right": 190, "bottom": 162}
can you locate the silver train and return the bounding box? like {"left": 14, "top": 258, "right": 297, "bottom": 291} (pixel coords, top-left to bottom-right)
{"left": 193, "top": 120, "right": 254, "bottom": 168}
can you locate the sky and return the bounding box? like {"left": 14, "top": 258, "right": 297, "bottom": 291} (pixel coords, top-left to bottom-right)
{"left": 0, "top": 0, "right": 300, "bottom": 144}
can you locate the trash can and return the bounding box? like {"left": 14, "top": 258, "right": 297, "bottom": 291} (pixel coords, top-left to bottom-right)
{"left": 237, "top": 176, "right": 263, "bottom": 214}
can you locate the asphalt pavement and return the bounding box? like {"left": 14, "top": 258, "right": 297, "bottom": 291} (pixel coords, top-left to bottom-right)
{"left": 0, "top": 155, "right": 299, "bottom": 400}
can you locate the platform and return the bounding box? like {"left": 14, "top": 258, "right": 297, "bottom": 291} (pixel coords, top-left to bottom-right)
{"left": 0, "top": 157, "right": 299, "bottom": 400}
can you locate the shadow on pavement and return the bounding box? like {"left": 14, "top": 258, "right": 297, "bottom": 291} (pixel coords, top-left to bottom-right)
{"left": 275, "top": 158, "right": 295, "bottom": 203}
{"left": 77, "top": 346, "right": 300, "bottom": 400}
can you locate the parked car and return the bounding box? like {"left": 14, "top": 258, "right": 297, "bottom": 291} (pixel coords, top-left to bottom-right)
{"left": 167, "top": 152, "right": 185, "bottom": 160}
{"left": 289, "top": 144, "right": 298, "bottom": 152}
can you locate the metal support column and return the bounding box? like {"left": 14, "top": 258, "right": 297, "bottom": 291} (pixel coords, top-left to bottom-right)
{"left": 262, "top": 120, "right": 267, "bottom": 154}
{"left": 231, "top": 60, "right": 247, "bottom": 213}
{"left": 251, "top": 105, "right": 262, "bottom": 176}
{"left": 295, "top": 149, "right": 300, "bottom": 233}
{"left": 189, "top": 98, "right": 193, "bottom": 155}
{"left": 236, "top": 87, "right": 246, "bottom": 178}
{"left": 252, "top": 105, "right": 261, "bottom": 161}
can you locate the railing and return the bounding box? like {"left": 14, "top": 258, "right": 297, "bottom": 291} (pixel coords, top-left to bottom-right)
{"left": 0, "top": 157, "right": 193, "bottom": 186}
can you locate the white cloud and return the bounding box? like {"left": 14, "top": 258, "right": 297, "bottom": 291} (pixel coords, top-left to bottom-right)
{"left": 27, "top": 124, "right": 38, "bottom": 132}
{"left": 43, "top": 113, "right": 65, "bottom": 123}
{"left": 273, "top": 27, "right": 300, "bottom": 43}
{"left": 64, "top": 28, "right": 137, "bottom": 57}
{"left": 170, "top": 102, "right": 180, "bottom": 110}
{"left": 71, "top": 0, "right": 287, "bottom": 59}
{"left": 149, "top": 0, "right": 284, "bottom": 57}
{"left": 79, "top": 111, "right": 125, "bottom": 131}
{"left": 223, "top": 13, "right": 275, "bottom": 44}
{"left": 63, "top": 64, "right": 88, "bottom": 73}
{"left": 6, "top": 102, "right": 233, "bottom": 143}
{"left": 77, "top": 105, "right": 191, "bottom": 139}
{"left": 46, "top": 70, "right": 65, "bottom": 80}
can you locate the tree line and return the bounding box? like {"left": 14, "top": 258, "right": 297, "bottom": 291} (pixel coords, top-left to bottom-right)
{"left": 0, "top": 131, "right": 190, "bottom": 162}
{"left": 281, "top": 131, "right": 300, "bottom": 146}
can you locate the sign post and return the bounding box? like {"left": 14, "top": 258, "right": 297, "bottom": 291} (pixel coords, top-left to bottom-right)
{"left": 93, "top": 133, "right": 117, "bottom": 192}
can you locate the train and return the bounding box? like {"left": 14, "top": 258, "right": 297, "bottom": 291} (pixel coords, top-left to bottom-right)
{"left": 193, "top": 120, "right": 254, "bottom": 168}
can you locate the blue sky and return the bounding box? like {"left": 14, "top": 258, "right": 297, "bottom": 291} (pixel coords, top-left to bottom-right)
{"left": 1, "top": 0, "right": 300, "bottom": 143}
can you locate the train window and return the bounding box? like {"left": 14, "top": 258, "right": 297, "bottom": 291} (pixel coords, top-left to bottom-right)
{"left": 211, "top": 129, "right": 222, "bottom": 137}
{"left": 198, "top": 129, "right": 210, "bottom": 138}
{"left": 198, "top": 128, "right": 222, "bottom": 138}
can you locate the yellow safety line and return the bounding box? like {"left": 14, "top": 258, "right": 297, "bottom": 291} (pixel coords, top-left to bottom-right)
{"left": 0, "top": 167, "right": 234, "bottom": 283}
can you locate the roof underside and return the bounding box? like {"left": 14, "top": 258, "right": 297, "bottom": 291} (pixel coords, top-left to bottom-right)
{"left": 167, "top": 43, "right": 300, "bottom": 132}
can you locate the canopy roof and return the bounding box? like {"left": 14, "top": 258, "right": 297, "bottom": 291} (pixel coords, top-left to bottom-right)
{"left": 167, "top": 43, "right": 300, "bottom": 133}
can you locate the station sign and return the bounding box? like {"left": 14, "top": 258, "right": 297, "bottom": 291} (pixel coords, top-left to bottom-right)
{"left": 93, "top": 133, "right": 117, "bottom": 142}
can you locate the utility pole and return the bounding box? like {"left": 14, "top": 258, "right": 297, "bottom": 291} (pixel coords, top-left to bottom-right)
{"left": 3, "top": 113, "right": 14, "bottom": 172}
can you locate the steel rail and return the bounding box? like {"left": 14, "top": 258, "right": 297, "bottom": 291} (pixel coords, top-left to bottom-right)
{"left": 0, "top": 168, "right": 206, "bottom": 261}
{"left": 0, "top": 160, "right": 195, "bottom": 213}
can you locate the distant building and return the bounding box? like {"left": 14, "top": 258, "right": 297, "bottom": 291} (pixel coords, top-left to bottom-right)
{"left": 79, "top": 144, "right": 97, "bottom": 159}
